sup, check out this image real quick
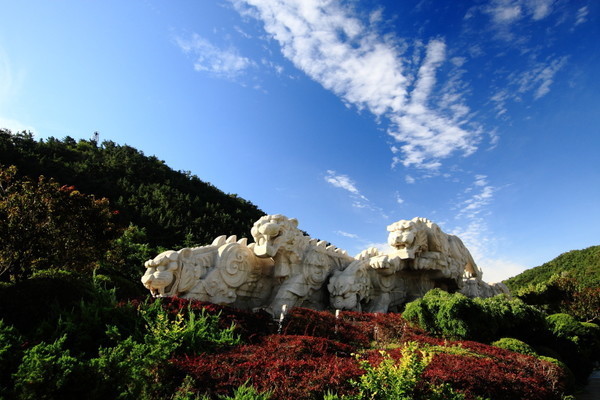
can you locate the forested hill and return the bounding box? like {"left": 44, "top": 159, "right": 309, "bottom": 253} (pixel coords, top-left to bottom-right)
{"left": 504, "top": 245, "right": 600, "bottom": 291}
{"left": 0, "top": 129, "right": 265, "bottom": 249}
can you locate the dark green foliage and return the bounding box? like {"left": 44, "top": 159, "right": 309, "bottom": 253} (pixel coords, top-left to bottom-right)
{"left": 401, "top": 289, "right": 488, "bottom": 340}
{"left": 544, "top": 313, "right": 600, "bottom": 383}
{"left": 12, "top": 335, "right": 87, "bottom": 400}
{"left": 0, "top": 272, "right": 113, "bottom": 337}
{"left": 217, "top": 383, "right": 273, "bottom": 400}
{"left": 139, "top": 299, "right": 241, "bottom": 355}
{"left": 0, "top": 129, "right": 265, "bottom": 250}
{"left": 0, "top": 320, "right": 23, "bottom": 395}
{"left": 504, "top": 245, "right": 600, "bottom": 291}
{"left": 402, "top": 289, "right": 545, "bottom": 343}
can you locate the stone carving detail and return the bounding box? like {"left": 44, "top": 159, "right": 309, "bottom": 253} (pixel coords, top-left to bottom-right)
{"left": 141, "top": 215, "right": 509, "bottom": 316}
{"left": 251, "top": 214, "right": 355, "bottom": 314}
{"left": 141, "top": 235, "right": 274, "bottom": 309}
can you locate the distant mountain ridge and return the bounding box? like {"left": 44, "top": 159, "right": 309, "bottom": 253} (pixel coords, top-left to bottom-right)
{"left": 504, "top": 245, "right": 600, "bottom": 291}
{"left": 0, "top": 129, "right": 265, "bottom": 249}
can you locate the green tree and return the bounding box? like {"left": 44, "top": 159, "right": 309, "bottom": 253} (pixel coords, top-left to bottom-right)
{"left": 0, "top": 165, "right": 118, "bottom": 281}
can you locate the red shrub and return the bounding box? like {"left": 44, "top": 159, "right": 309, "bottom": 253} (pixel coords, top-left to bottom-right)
{"left": 171, "top": 334, "right": 363, "bottom": 399}
{"left": 281, "top": 308, "right": 370, "bottom": 347}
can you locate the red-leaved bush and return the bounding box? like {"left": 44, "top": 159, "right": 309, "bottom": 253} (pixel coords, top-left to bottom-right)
{"left": 171, "top": 335, "right": 363, "bottom": 399}
{"left": 134, "top": 300, "right": 572, "bottom": 400}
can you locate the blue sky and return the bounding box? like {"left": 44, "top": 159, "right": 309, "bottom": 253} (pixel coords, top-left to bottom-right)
{"left": 1, "top": 0, "right": 599, "bottom": 282}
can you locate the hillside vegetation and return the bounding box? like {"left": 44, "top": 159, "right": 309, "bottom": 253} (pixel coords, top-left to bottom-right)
{"left": 504, "top": 245, "right": 600, "bottom": 291}
{"left": 0, "top": 129, "right": 265, "bottom": 250}
{"left": 0, "top": 129, "right": 598, "bottom": 399}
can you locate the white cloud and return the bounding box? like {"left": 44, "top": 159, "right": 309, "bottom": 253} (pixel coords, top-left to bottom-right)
{"left": 395, "top": 192, "right": 404, "bottom": 205}
{"left": 575, "top": 6, "right": 589, "bottom": 26}
{"left": 0, "top": 117, "right": 35, "bottom": 134}
{"left": 457, "top": 185, "right": 495, "bottom": 219}
{"left": 233, "top": 0, "right": 484, "bottom": 169}
{"left": 324, "top": 170, "right": 389, "bottom": 218}
{"left": 478, "top": 257, "right": 526, "bottom": 283}
{"left": 485, "top": 0, "right": 554, "bottom": 25}
{"left": 474, "top": 174, "right": 487, "bottom": 187}
{"left": 515, "top": 56, "right": 568, "bottom": 99}
{"left": 175, "top": 34, "right": 254, "bottom": 79}
{"left": 335, "top": 230, "right": 359, "bottom": 239}
{"left": 324, "top": 169, "right": 363, "bottom": 197}
{"left": 405, "top": 175, "right": 416, "bottom": 184}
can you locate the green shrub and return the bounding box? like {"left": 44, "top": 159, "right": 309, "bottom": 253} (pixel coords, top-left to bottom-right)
{"left": 546, "top": 313, "right": 585, "bottom": 343}
{"left": 491, "top": 338, "right": 537, "bottom": 356}
{"left": 545, "top": 313, "right": 597, "bottom": 383}
{"left": 477, "top": 296, "right": 547, "bottom": 343}
{"left": 88, "top": 336, "right": 173, "bottom": 399}
{"left": 13, "top": 335, "right": 87, "bottom": 400}
{"left": 403, "top": 289, "right": 487, "bottom": 340}
{"left": 345, "top": 341, "right": 466, "bottom": 400}
{"left": 139, "top": 299, "right": 240, "bottom": 355}
{"left": 218, "top": 382, "right": 273, "bottom": 400}
{"left": 0, "top": 320, "right": 22, "bottom": 396}
{"left": 351, "top": 342, "right": 432, "bottom": 400}
{"left": 404, "top": 290, "right": 547, "bottom": 343}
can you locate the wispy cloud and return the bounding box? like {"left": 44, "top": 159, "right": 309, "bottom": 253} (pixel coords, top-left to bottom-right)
{"left": 515, "top": 57, "right": 568, "bottom": 100}
{"left": 324, "top": 170, "right": 364, "bottom": 198}
{"left": 175, "top": 33, "right": 255, "bottom": 79}
{"left": 0, "top": 117, "right": 35, "bottom": 134}
{"left": 448, "top": 174, "right": 525, "bottom": 282}
{"left": 575, "top": 6, "right": 589, "bottom": 26}
{"left": 395, "top": 192, "right": 405, "bottom": 205}
{"left": 232, "top": 0, "right": 484, "bottom": 170}
{"left": 335, "top": 230, "right": 359, "bottom": 239}
{"left": 484, "top": 0, "right": 554, "bottom": 26}
{"left": 456, "top": 176, "right": 495, "bottom": 219}
{"left": 490, "top": 56, "right": 567, "bottom": 113}
{"left": 324, "top": 170, "right": 388, "bottom": 218}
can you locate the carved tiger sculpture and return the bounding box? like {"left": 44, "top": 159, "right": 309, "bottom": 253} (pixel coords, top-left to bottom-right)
{"left": 251, "top": 214, "right": 355, "bottom": 315}
{"left": 328, "top": 247, "right": 407, "bottom": 313}
{"left": 385, "top": 217, "right": 482, "bottom": 282}
{"left": 141, "top": 235, "right": 274, "bottom": 309}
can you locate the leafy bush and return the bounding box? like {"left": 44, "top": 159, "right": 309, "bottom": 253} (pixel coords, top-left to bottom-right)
{"left": 350, "top": 342, "right": 446, "bottom": 400}
{"left": 545, "top": 313, "right": 599, "bottom": 380}
{"left": 13, "top": 335, "right": 87, "bottom": 400}
{"left": 87, "top": 335, "right": 175, "bottom": 399}
{"left": 0, "top": 165, "right": 118, "bottom": 281}
{"left": 218, "top": 383, "right": 273, "bottom": 400}
{"left": 0, "top": 320, "right": 23, "bottom": 395}
{"left": 546, "top": 313, "right": 586, "bottom": 343}
{"left": 403, "top": 290, "right": 547, "bottom": 344}
{"left": 423, "top": 343, "right": 568, "bottom": 400}
{"left": 491, "top": 338, "right": 537, "bottom": 356}
{"left": 171, "top": 335, "right": 362, "bottom": 400}
{"left": 342, "top": 342, "right": 465, "bottom": 400}
{"left": 139, "top": 299, "right": 241, "bottom": 355}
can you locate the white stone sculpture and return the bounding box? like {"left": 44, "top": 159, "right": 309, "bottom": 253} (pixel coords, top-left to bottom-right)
{"left": 460, "top": 278, "right": 510, "bottom": 298}
{"left": 141, "top": 214, "right": 509, "bottom": 316}
{"left": 327, "top": 217, "right": 493, "bottom": 312}
{"left": 328, "top": 247, "right": 407, "bottom": 313}
{"left": 250, "top": 214, "right": 355, "bottom": 315}
{"left": 141, "top": 235, "right": 274, "bottom": 309}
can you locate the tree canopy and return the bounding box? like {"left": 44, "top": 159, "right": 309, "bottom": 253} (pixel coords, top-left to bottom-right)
{"left": 0, "top": 129, "right": 265, "bottom": 249}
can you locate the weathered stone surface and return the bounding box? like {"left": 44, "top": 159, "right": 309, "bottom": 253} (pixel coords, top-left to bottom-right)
{"left": 141, "top": 215, "right": 509, "bottom": 316}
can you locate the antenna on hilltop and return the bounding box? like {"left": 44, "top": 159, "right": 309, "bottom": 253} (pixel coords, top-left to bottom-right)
{"left": 91, "top": 131, "right": 99, "bottom": 143}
